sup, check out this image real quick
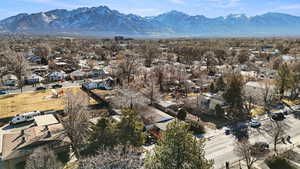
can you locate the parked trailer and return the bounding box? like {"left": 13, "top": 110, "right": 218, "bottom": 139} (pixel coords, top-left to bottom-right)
{"left": 10, "top": 111, "right": 41, "bottom": 125}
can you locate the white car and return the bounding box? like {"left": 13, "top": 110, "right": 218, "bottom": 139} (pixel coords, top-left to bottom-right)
{"left": 249, "top": 120, "right": 261, "bottom": 128}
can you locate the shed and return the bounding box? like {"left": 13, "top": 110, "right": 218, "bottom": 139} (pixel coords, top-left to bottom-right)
{"left": 34, "top": 114, "right": 59, "bottom": 126}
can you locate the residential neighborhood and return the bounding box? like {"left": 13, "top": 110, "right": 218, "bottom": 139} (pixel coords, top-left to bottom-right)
{"left": 0, "top": 35, "right": 300, "bottom": 169}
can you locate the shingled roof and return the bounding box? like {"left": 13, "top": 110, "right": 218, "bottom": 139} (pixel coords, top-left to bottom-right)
{"left": 2, "top": 123, "right": 70, "bottom": 161}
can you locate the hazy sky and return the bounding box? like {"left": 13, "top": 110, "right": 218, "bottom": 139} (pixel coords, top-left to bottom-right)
{"left": 1, "top": 0, "right": 300, "bottom": 20}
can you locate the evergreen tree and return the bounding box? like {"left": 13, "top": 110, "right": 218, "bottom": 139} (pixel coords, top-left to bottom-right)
{"left": 276, "top": 63, "right": 299, "bottom": 100}
{"left": 145, "top": 120, "right": 213, "bottom": 169}
{"left": 276, "top": 63, "right": 291, "bottom": 99}
{"left": 222, "top": 73, "right": 244, "bottom": 120}
{"left": 215, "top": 104, "right": 225, "bottom": 118}
{"left": 84, "top": 117, "right": 116, "bottom": 155}
{"left": 209, "top": 83, "right": 216, "bottom": 93}
{"left": 177, "top": 108, "right": 187, "bottom": 121}
{"left": 216, "top": 77, "right": 226, "bottom": 91}
{"left": 116, "top": 109, "right": 145, "bottom": 146}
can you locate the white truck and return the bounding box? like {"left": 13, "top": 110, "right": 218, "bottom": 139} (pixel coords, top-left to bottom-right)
{"left": 10, "top": 111, "right": 41, "bottom": 125}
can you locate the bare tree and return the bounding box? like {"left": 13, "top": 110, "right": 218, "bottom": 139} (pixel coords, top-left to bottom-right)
{"left": 3, "top": 51, "right": 28, "bottom": 92}
{"left": 34, "top": 45, "right": 51, "bottom": 64}
{"left": 242, "top": 91, "right": 257, "bottom": 119}
{"left": 118, "top": 52, "right": 137, "bottom": 85}
{"left": 25, "top": 146, "right": 62, "bottom": 169}
{"left": 78, "top": 145, "right": 143, "bottom": 169}
{"left": 153, "top": 65, "right": 165, "bottom": 92}
{"left": 234, "top": 140, "right": 258, "bottom": 169}
{"left": 95, "top": 47, "right": 107, "bottom": 61}
{"left": 140, "top": 43, "right": 160, "bottom": 67}
{"left": 62, "top": 90, "right": 90, "bottom": 158}
{"left": 203, "top": 51, "right": 217, "bottom": 74}
{"left": 269, "top": 121, "right": 285, "bottom": 155}
{"left": 262, "top": 81, "right": 275, "bottom": 112}
{"left": 144, "top": 79, "right": 160, "bottom": 105}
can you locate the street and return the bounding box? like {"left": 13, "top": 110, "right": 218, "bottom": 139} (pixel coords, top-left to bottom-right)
{"left": 205, "top": 107, "right": 300, "bottom": 169}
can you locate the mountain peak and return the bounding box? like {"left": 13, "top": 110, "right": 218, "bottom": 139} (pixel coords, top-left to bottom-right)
{"left": 165, "top": 10, "right": 189, "bottom": 16}
{"left": 1, "top": 6, "right": 300, "bottom": 37}
{"left": 225, "top": 14, "right": 248, "bottom": 19}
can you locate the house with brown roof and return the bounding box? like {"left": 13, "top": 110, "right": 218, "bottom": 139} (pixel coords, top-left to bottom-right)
{"left": 2, "top": 123, "right": 71, "bottom": 169}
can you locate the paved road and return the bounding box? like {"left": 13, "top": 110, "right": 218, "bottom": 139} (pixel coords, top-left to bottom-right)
{"left": 205, "top": 109, "right": 300, "bottom": 169}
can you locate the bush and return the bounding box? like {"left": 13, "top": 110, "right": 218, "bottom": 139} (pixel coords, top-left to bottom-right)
{"left": 265, "top": 155, "right": 297, "bottom": 169}
{"left": 187, "top": 120, "right": 205, "bottom": 135}
{"left": 215, "top": 104, "right": 224, "bottom": 118}
{"left": 57, "top": 150, "right": 70, "bottom": 163}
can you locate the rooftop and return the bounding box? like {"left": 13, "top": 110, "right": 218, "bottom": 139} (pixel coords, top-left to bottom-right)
{"left": 2, "top": 123, "right": 70, "bottom": 160}
{"left": 34, "top": 114, "right": 59, "bottom": 126}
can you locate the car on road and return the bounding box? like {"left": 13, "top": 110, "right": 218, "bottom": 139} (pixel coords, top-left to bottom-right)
{"left": 52, "top": 84, "right": 63, "bottom": 89}
{"left": 35, "top": 87, "right": 47, "bottom": 91}
{"left": 249, "top": 120, "right": 261, "bottom": 128}
{"left": 271, "top": 113, "right": 285, "bottom": 121}
{"left": 0, "top": 90, "right": 9, "bottom": 95}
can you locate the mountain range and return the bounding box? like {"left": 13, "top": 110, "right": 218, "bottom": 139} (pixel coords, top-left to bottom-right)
{"left": 1, "top": 6, "right": 300, "bottom": 37}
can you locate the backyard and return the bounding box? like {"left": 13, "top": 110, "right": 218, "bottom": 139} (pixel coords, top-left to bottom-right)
{"left": 0, "top": 87, "right": 97, "bottom": 119}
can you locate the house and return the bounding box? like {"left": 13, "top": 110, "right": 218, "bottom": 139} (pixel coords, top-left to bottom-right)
{"left": 29, "top": 56, "right": 42, "bottom": 63}
{"left": 2, "top": 123, "right": 71, "bottom": 169}
{"left": 245, "top": 81, "right": 276, "bottom": 104}
{"left": 70, "top": 70, "right": 85, "bottom": 80}
{"left": 82, "top": 77, "right": 114, "bottom": 90}
{"left": 282, "top": 55, "right": 295, "bottom": 64}
{"left": 184, "top": 93, "right": 227, "bottom": 115}
{"left": 87, "top": 69, "right": 109, "bottom": 78}
{"left": 140, "top": 106, "right": 175, "bottom": 139}
{"left": 240, "top": 71, "right": 258, "bottom": 80}
{"left": 25, "top": 74, "right": 44, "bottom": 85}
{"left": 47, "top": 71, "right": 66, "bottom": 82}
{"left": 2, "top": 74, "right": 18, "bottom": 86}
{"left": 199, "top": 93, "right": 227, "bottom": 110}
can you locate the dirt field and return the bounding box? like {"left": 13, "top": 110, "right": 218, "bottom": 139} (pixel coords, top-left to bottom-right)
{"left": 0, "top": 87, "right": 97, "bottom": 119}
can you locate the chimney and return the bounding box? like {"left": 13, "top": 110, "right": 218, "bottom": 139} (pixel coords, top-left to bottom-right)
{"left": 44, "top": 125, "right": 49, "bottom": 131}
{"left": 21, "top": 136, "right": 26, "bottom": 144}
{"left": 20, "top": 130, "right": 24, "bottom": 136}
{"left": 45, "top": 131, "right": 51, "bottom": 138}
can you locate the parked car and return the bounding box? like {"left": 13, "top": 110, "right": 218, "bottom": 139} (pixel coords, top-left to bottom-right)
{"left": 225, "top": 129, "right": 231, "bottom": 135}
{"left": 271, "top": 113, "right": 285, "bottom": 121}
{"left": 294, "top": 105, "right": 300, "bottom": 111}
{"left": 249, "top": 120, "right": 261, "bottom": 128}
{"left": 251, "top": 142, "right": 269, "bottom": 155}
{"left": 35, "top": 87, "right": 46, "bottom": 91}
{"left": 282, "top": 109, "right": 289, "bottom": 115}
{"left": 52, "top": 84, "right": 63, "bottom": 89}
{"left": 236, "top": 122, "right": 248, "bottom": 130}
{"left": 0, "top": 90, "right": 9, "bottom": 95}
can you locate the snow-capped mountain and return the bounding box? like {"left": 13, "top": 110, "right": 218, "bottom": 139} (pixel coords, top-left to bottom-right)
{"left": 1, "top": 6, "right": 300, "bottom": 37}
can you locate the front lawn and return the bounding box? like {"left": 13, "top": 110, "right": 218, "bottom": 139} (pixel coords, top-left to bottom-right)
{"left": 265, "top": 155, "right": 297, "bottom": 169}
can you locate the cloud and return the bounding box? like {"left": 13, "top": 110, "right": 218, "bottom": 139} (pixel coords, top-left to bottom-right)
{"left": 278, "top": 4, "right": 300, "bottom": 10}
{"left": 207, "top": 0, "right": 240, "bottom": 8}
{"left": 170, "top": 0, "right": 185, "bottom": 4}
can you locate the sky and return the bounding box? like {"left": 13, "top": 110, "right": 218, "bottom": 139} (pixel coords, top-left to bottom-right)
{"left": 1, "top": 0, "right": 300, "bottom": 20}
